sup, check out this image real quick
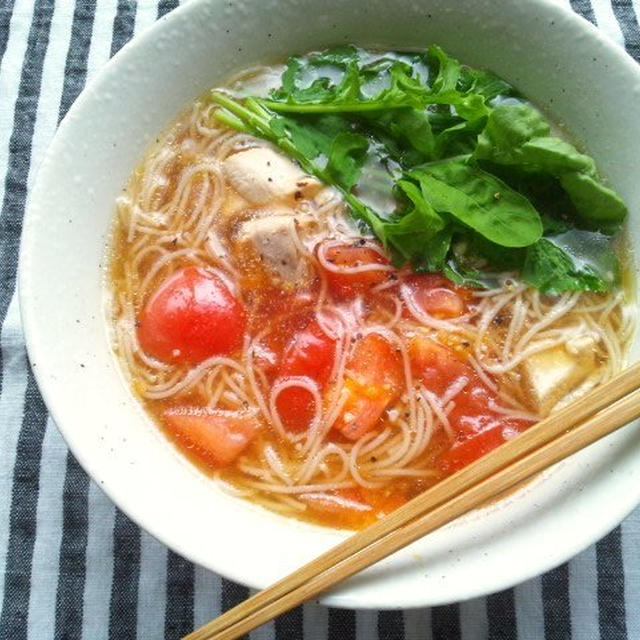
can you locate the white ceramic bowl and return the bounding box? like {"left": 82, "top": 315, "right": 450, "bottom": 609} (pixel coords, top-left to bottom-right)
{"left": 19, "top": 0, "right": 640, "bottom": 608}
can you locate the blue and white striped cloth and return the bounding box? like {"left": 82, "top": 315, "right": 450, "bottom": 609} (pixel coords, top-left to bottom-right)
{"left": 0, "top": 1, "right": 639, "bottom": 638}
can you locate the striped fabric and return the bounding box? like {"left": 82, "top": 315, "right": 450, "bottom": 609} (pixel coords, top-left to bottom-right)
{"left": 0, "top": 1, "right": 639, "bottom": 638}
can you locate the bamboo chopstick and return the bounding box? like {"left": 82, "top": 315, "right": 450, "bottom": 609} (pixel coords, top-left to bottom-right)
{"left": 184, "top": 361, "right": 640, "bottom": 640}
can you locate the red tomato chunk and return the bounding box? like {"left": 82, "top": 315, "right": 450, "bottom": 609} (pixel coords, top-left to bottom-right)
{"left": 138, "top": 267, "right": 246, "bottom": 364}
{"left": 408, "top": 336, "right": 527, "bottom": 474}
{"left": 162, "top": 407, "right": 260, "bottom": 468}
{"left": 322, "top": 244, "right": 392, "bottom": 299}
{"left": 275, "top": 320, "right": 336, "bottom": 432}
{"left": 404, "top": 274, "right": 467, "bottom": 319}
{"left": 334, "top": 333, "right": 404, "bottom": 440}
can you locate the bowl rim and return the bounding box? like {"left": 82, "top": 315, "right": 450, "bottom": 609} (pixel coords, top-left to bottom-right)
{"left": 18, "top": 0, "right": 640, "bottom": 609}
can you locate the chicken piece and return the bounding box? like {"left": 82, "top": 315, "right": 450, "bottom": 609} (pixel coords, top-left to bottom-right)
{"left": 236, "top": 214, "right": 307, "bottom": 283}
{"left": 223, "top": 146, "right": 321, "bottom": 205}
{"left": 521, "top": 336, "right": 597, "bottom": 415}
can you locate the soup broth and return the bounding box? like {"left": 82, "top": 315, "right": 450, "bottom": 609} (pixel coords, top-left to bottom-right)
{"left": 109, "top": 49, "right": 634, "bottom": 529}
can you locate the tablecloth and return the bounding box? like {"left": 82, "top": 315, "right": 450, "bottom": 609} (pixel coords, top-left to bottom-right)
{"left": 0, "top": 0, "right": 639, "bottom": 638}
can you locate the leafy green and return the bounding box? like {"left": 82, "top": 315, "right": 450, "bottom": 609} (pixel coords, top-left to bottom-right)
{"left": 210, "top": 45, "right": 628, "bottom": 293}
{"left": 383, "top": 215, "right": 451, "bottom": 271}
{"left": 522, "top": 230, "right": 619, "bottom": 294}
{"left": 459, "top": 67, "right": 516, "bottom": 101}
{"left": 409, "top": 159, "right": 542, "bottom": 247}
{"left": 428, "top": 44, "right": 461, "bottom": 93}
{"left": 365, "top": 108, "right": 435, "bottom": 165}
{"left": 444, "top": 256, "right": 500, "bottom": 289}
{"left": 326, "top": 132, "right": 369, "bottom": 188}
{"left": 559, "top": 172, "right": 628, "bottom": 227}
{"left": 474, "top": 103, "right": 627, "bottom": 227}
{"left": 270, "top": 114, "right": 335, "bottom": 161}
{"left": 475, "top": 103, "right": 550, "bottom": 160}
{"left": 266, "top": 52, "right": 428, "bottom": 113}
{"left": 381, "top": 180, "right": 446, "bottom": 265}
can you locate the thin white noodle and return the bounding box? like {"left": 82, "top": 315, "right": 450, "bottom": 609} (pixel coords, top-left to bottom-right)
{"left": 488, "top": 400, "right": 540, "bottom": 422}
{"left": 371, "top": 468, "right": 438, "bottom": 478}
{"left": 467, "top": 354, "right": 498, "bottom": 392}
{"left": 296, "top": 444, "right": 350, "bottom": 486}
{"left": 441, "top": 376, "right": 469, "bottom": 406}
{"left": 221, "top": 390, "right": 243, "bottom": 407}
{"left": 299, "top": 492, "right": 373, "bottom": 512}
{"left": 502, "top": 295, "right": 526, "bottom": 360}
{"left": 356, "top": 427, "right": 393, "bottom": 457}
{"left": 514, "top": 293, "right": 580, "bottom": 353}
{"left": 241, "top": 480, "right": 356, "bottom": 495}
{"left": 381, "top": 294, "right": 403, "bottom": 328}
{"left": 144, "top": 356, "right": 246, "bottom": 399}
{"left": 263, "top": 444, "right": 292, "bottom": 486}
{"left": 138, "top": 248, "right": 206, "bottom": 298}
{"left": 244, "top": 334, "right": 275, "bottom": 425}
{"left": 419, "top": 387, "right": 454, "bottom": 440}
{"left": 479, "top": 337, "right": 567, "bottom": 374}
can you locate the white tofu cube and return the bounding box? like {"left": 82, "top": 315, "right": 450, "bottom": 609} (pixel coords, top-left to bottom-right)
{"left": 521, "top": 338, "right": 597, "bottom": 415}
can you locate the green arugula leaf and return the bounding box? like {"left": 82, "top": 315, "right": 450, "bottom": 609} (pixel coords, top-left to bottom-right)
{"left": 459, "top": 67, "right": 516, "bottom": 101}
{"left": 366, "top": 108, "right": 435, "bottom": 165}
{"left": 474, "top": 103, "right": 627, "bottom": 227}
{"left": 443, "top": 258, "right": 497, "bottom": 289}
{"left": 411, "top": 228, "right": 453, "bottom": 272}
{"left": 427, "top": 44, "right": 461, "bottom": 93}
{"left": 559, "top": 172, "right": 628, "bottom": 227}
{"left": 475, "top": 104, "right": 550, "bottom": 162}
{"left": 375, "top": 182, "right": 451, "bottom": 271}
{"left": 261, "top": 46, "right": 492, "bottom": 120}
{"left": 522, "top": 230, "right": 619, "bottom": 294}
{"left": 409, "top": 159, "right": 543, "bottom": 247}
{"left": 327, "top": 131, "right": 369, "bottom": 189}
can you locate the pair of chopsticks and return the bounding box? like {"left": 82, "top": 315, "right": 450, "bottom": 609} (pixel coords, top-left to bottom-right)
{"left": 184, "top": 361, "right": 640, "bottom": 640}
